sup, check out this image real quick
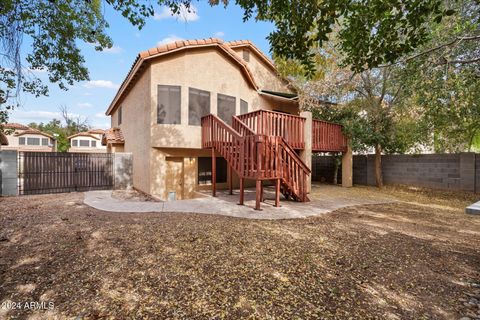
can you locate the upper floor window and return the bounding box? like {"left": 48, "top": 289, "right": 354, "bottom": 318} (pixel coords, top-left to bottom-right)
{"left": 217, "top": 94, "right": 236, "bottom": 125}
{"left": 91, "top": 140, "right": 97, "bottom": 147}
{"left": 42, "top": 138, "right": 49, "bottom": 146}
{"left": 240, "top": 99, "right": 248, "bottom": 115}
{"left": 19, "top": 137, "right": 25, "bottom": 145}
{"left": 72, "top": 139, "right": 78, "bottom": 147}
{"left": 118, "top": 106, "right": 122, "bottom": 125}
{"left": 157, "top": 85, "right": 181, "bottom": 124}
{"left": 243, "top": 49, "right": 250, "bottom": 62}
{"left": 27, "top": 137, "right": 40, "bottom": 145}
{"left": 79, "top": 140, "right": 90, "bottom": 147}
{"left": 189, "top": 88, "right": 210, "bottom": 126}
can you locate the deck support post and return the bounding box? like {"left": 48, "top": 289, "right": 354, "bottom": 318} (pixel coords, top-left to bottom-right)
{"left": 275, "top": 178, "right": 281, "bottom": 207}
{"left": 239, "top": 177, "right": 244, "bottom": 205}
{"left": 212, "top": 148, "right": 216, "bottom": 197}
{"left": 228, "top": 166, "right": 233, "bottom": 195}
{"left": 300, "top": 111, "right": 312, "bottom": 193}
{"left": 342, "top": 139, "right": 353, "bottom": 187}
{"left": 255, "top": 180, "right": 262, "bottom": 210}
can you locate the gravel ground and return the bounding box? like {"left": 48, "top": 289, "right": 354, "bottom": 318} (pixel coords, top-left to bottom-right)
{"left": 0, "top": 186, "right": 479, "bottom": 319}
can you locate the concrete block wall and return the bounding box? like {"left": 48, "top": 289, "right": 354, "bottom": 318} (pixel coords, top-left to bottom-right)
{"left": 313, "top": 153, "right": 479, "bottom": 193}
{"left": 312, "top": 156, "right": 342, "bottom": 183}
{"left": 0, "top": 150, "right": 18, "bottom": 196}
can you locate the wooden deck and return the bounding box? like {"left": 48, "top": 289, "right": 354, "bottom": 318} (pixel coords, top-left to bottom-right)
{"left": 201, "top": 110, "right": 347, "bottom": 210}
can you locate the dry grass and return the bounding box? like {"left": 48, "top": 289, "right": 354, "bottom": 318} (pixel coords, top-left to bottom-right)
{"left": 0, "top": 186, "right": 479, "bottom": 319}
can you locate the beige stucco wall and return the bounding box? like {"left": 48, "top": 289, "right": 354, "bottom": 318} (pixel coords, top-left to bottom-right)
{"left": 231, "top": 47, "right": 289, "bottom": 93}
{"left": 108, "top": 45, "right": 301, "bottom": 199}
{"left": 149, "top": 48, "right": 298, "bottom": 150}
{"left": 69, "top": 134, "right": 106, "bottom": 153}
{"left": 112, "top": 68, "right": 152, "bottom": 194}
{"left": 1, "top": 131, "right": 55, "bottom": 152}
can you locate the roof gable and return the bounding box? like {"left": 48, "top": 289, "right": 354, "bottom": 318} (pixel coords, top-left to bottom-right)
{"left": 106, "top": 38, "right": 261, "bottom": 116}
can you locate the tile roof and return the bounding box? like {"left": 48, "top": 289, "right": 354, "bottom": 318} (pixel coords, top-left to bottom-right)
{"left": 87, "top": 129, "right": 105, "bottom": 134}
{"left": 102, "top": 127, "right": 124, "bottom": 145}
{"left": 0, "top": 132, "right": 8, "bottom": 145}
{"left": 106, "top": 38, "right": 264, "bottom": 116}
{"left": 15, "top": 128, "right": 55, "bottom": 139}
{"left": 2, "top": 123, "right": 29, "bottom": 130}
{"left": 67, "top": 132, "right": 101, "bottom": 140}
{"left": 225, "top": 40, "right": 276, "bottom": 71}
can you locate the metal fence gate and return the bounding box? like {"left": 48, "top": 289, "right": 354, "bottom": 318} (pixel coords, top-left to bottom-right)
{"left": 18, "top": 152, "right": 114, "bottom": 195}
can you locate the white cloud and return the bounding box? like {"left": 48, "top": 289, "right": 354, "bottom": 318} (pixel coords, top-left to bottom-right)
{"left": 154, "top": 4, "right": 199, "bottom": 22}
{"left": 77, "top": 102, "right": 93, "bottom": 108}
{"left": 102, "top": 45, "right": 123, "bottom": 54}
{"left": 83, "top": 80, "right": 119, "bottom": 89}
{"left": 213, "top": 31, "right": 225, "bottom": 38}
{"left": 95, "top": 112, "right": 107, "bottom": 118}
{"left": 157, "top": 35, "right": 185, "bottom": 46}
{"left": 12, "top": 110, "right": 62, "bottom": 122}
{"left": 83, "top": 92, "right": 92, "bottom": 96}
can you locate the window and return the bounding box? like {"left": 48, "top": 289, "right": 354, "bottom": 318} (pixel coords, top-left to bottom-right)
{"left": 72, "top": 139, "right": 78, "bottom": 147}
{"left": 243, "top": 49, "right": 250, "bottom": 62}
{"left": 189, "top": 88, "right": 210, "bottom": 125}
{"left": 19, "top": 137, "right": 25, "bottom": 145}
{"left": 91, "top": 140, "right": 97, "bottom": 147}
{"left": 157, "top": 85, "right": 181, "bottom": 124}
{"left": 198, "top": 157, "right": 227, "bottom": 185}
{"left": 240, "top": 99, "right": 248, "bottom": 115}
{"left": 27, "top": 137, "right": 40, "bottom": 145}
{"left": 79, "top": 140, "right": 89, "bottom": 147}
{"left": 217, "top": 94, "right": 236, "bottom": 125}
{"left": 42, "top": 138, "right": 49, "bottom": 146}
{"left": 118, "top": 106, "right": 122, "bottom": 125}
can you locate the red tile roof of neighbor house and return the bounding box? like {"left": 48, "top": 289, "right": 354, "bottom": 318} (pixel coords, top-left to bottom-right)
{"left": 67, "top": 132, "right": 101, "bottom": 140}
{"left": 15, "top": 128, "right": 55, "bottom": 139}
{"left": 102, "top": 127, "right": 124, "bottom": 145}
{"left": 2, "top": 123, "right": 29, "bottom": 130}
{"left": 106, "top": 38, "right": 283, "bottom": 116}
{"left": 87, "top": 129, "right": 105, "bottom": 134}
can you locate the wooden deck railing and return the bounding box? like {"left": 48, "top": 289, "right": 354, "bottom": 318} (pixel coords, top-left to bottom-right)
{"left": 312, "top": 119, "right": 347, "bottom": 152}
{"left": 236, "top": 110, "right": 305, "bottom": 149}
{"left": 201, "top": 114, "right": 310, "bottom": 202}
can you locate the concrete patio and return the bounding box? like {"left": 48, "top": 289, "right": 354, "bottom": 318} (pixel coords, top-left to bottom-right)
{"left": 84, "top": 184, "right": 396, "bottom": 220}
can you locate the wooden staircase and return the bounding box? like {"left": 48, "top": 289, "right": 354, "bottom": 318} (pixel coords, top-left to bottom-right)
{"left": 201, "top": 112, "right": 311, "bottom": 210}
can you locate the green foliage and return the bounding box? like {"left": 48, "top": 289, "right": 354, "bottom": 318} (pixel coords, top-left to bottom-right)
{"left": 217, "top": 0, "right": 454, "bottom": 75}
{"left": 0, "top": 0, "right": 159, "bottom": 125}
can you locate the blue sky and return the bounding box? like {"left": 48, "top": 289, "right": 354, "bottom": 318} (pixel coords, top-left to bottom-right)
{"left": 10, "top": 3, "right": 275, "bottom": 129}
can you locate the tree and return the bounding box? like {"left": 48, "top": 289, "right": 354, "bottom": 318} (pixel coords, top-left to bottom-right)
{"left": 0, "top": 0, "right": 158, "bottom": 125}
{"left": 1, "top": 0, "right": 463, "bottom": 127}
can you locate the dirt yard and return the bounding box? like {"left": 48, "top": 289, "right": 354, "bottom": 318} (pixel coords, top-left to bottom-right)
{"left": 0, "top": 185, "right": 479, "bottom": 319}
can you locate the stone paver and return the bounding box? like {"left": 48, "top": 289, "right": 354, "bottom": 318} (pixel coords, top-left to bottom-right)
{"left": 84, "top": 185, "right": 395, "bottom": 220}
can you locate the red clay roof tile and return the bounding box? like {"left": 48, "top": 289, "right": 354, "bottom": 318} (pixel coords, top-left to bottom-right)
{"left": 105, "top": 38, "right": 270, "bottom": 116}
{"left": 102, "top": 127, "right": 125, "bottom": 145}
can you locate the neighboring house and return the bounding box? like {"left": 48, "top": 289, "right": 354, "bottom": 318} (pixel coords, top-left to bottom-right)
{"left": 104, "top": 38, "right": 350, "bottom": 202}
{"left": 102, "top": 127, "right": 125, "bottom": 153}
{"left": 0, "top": 123, "right": 56, "bottom": 152}
{"left": 68, "top": 129, "right": 106, "bottom": 153}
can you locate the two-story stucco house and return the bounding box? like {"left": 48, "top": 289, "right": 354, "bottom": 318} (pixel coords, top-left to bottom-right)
{"left": 104, "top": 38, "right": 351, "bottom": 205}
{"left": 68, "top": 129, "right": 107, "bottom": 153}
{"left": 0, "top": 123, "right": 56, "bottom": 152}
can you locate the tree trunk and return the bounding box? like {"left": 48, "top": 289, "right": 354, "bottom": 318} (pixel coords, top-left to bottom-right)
{"left": 374, "top": 144, "right": 384, "bottom": 188}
